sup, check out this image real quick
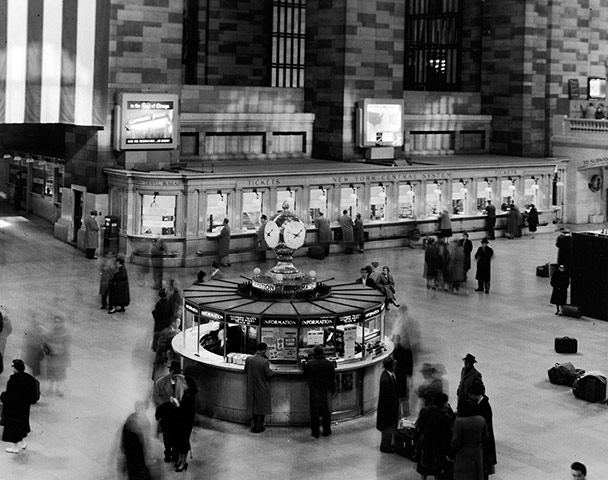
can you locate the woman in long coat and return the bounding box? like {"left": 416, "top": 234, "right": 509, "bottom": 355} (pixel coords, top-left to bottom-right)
{"left": 424, "top": 238, "right": 442, "bottom": 289}
{"left": 550, "top": 264, "right": 570, "bottom": 315}
{"left": 505, "top": 205, "right": 522, "bottom": 238}
{"left": 353, "top": 213, "right": 365, "bottom": 252}
{"left": 40, "top": 315, "right": 71, "bottom": 395}
{"left": 109, "top": 257, "right": 130, "bottom": 313}
{"left": 526, "top": 204, "right": 539, "bottom": 238}
{"left": 449, "top": 240, "right": 467, "bottom": 293}
{"left": 416, "top": 392, "right": 454, "bottom": 479}
{"left": 217, "top": 218, "right": 231, "bottom": 266}
{"left": 452, "top": 403, "right": 488, "bottom": 480}
{"left": 339, "top": 210, "right": 355, "bottom": 253}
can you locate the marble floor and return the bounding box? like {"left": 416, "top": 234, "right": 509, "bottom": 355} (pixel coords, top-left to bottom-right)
{"left": 0, "top": 203, "right": 607, "bottom": 480}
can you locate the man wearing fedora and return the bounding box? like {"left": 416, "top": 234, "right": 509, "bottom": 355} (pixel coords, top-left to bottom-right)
{"left": 474, "top": 238, "right": 494, "bottom": 294}
{"left": 457, "top": 353, "right": 485, "bottom": 412}
{"left": 245, "top": 342, "right": 273, "bottom": 433}
{"left": 153, "top": 360, "right": 185, "bottom": 462}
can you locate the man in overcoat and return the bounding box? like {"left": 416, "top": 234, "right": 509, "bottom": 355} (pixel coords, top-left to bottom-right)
{"left": 339, "top": 210, "right": 355, "bottom": 254}
{"left": 457, "top": 353, "right": 485, "bottom": 412}
{"left": 483, "top": 200, "right": 496, "bottom": 240}
{"left": 1, "top": 359, "right": 40, "bottom": 454}
{"left": 153, "top": 361, "right": 185, "bottom": 462}
{"left": 108, "top": 257, "right": 130, "bottom": 313}
{"left": 474, "top": 238, "right": 494, "bottom": 294}
{"left": 376, "top": 356, "right": 399, "bottom": 453}
{"left": 217, "top": 218, "right": 231, "bottom": 267}
{"left": 84, "top": 210, "right": 99, "bottom": 259}
{"left": 303, "top": 345, "right": 336, "bottom": 438}
{"left": 255, "top": 215, "right": 268, "bottom": 262}
{"left": 245, "top": 342, "right": 273, "bottom": 433}
{"left": 314, "top": 212, "right": 331, "bottom": 257}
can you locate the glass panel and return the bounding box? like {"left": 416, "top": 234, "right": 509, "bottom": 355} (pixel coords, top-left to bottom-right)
{"left": 340, "top": 186, "right": 359, "bottom": 217}
{"left": 298, "top": 322, "right": 336, "bottom": 360}
{"left": 309, "top": 187, "right": 328, "bottom": 223}
{"left": 276, "top": 189, "right": 296, "bottom": 214}
{"left": 523, "top": 177, "right": 543, "bottom": 208}
{"left": 425, "top": 182, "right": 441, "bottom": 217}
{"left": 363, "top": 314, "right": 383, "bottom": 357}
{"left": 370, "top": 185, "right": 386, "bottom": 221}
{"left": 242, "top": 191, "right": 262, "bottom": 230}
{"left": 500, "top": 179, "right": 515, "bottom": 211}
{"left": 44, "top": 163, "right": 55, "bottom": 196}
{"left": 452, "top": 180, "right": 467, "bottom": 215}
{"left": 207, "top": 193, "right": 228, "bottom": 231}
{"left": 398, "top": 183, "right": 416, "bottom": 219}
{"left": 476, "top": 179, "right": 492, "bottom": 213}
{"left": 32, "top": 165, "right": 44, "bottom": 195}
{"left": 141, "top": 195, "right": 176, "bottom": 236}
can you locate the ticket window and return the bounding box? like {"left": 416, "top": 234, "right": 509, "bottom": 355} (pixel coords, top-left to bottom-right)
{"left": 524, "top": 177, "right": 543, "bottom": 208}
{"left": 140, "top": 194, "right": 176, "bottom": 236}
{"left": 276, "top": 189, "right": 296, "bottom": 214}
{"left": 340, "top": 186, "right": 359, "bottom": 218}
{"left": 298, "top": 325, "right": 336, "bottom": 359}
{"left": 230, "top": 324, "right": 258, "bottom": 355}
{"left": 451, "top": 180, "right": 468, "bottom": 215}
{"left": 500, "top": 179, "right": 516, "bottom": 210}
{"left": 242, "top": 190, "right": 263, "bottom": 231}
{"left": 370, "top": 184, "right": 386, "bottom": 221}
{"left": 261, "top": 326, "right": 298, "bottom": 364}
{"left": 398, "top": 183, "right": 416, "bottom": 219}
{"left": 309, "top": 188, "right": 328, "bottom": 224}
{"left": 477, "top": 179, "right": 493, "bottom": 212}
{"left": 207, "top": 192, "right": 228, "bottom": 231}
{"left": 425, "top": 181, "right": 442, "bottom": 217}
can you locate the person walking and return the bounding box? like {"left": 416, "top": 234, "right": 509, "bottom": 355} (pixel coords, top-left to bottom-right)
{"left": 457, "top": 353, "right": 485, "bottom": 412}
{"left": 483, "top": 200, "right": 496, "bottom": 240}
{"left": 314, "top": 212, "right": 332, "bottom": 257}
{"left": 526, "top": 204, "right": 539, "bottom": 238}
{"left": 452, "top": 402, "right": 488, "bottom": 480}
{"left": 153, "top": 317, "right": 181, "bottom": 381}
{"left": 339, "top": 210, "right": 355, "bottom": 254}
{"left": 153, "top": 361, "right": 186, "bottom": 464}
{"left": 438, "top": 209, "right": 453, "bottom": 239}
{"left": 303, "top": 345, "right": 336, "bottom": 438}
{"left": 376, "top": 356, "right": 399, "bottom": 453}
{"left": 437, "top": 237, "right": 451, "bottom": 291}
{"left": 39, "top": 315, "right": 71, "bottom": 396}
{"left": 152, "top": 288, "right": 173, "bottom": 352}
{"left": 353, "top": 212, "right": 365, "bottom": 253}
{"left": 108, "top": 257, "right": 130, "bottom": 314}
{"left": 245, "top": 342, "right": 273, "bottom": 433}
{"left": 391, "top": 334, "right": 413, "bottom": 417}
{"left": 99, "top": 254, "right": 116, "bottom": 309}
{"left": 474, "top": 238, "right": 494, "bottom": 294}
{"left": 550, "top": 264, "right": 570, "bottom": 315}
{"left": 173, "top": 376, "right": 198, "bottom": 472}
{"left": 424, "top": 238, "right": 442, "bottom": 290}
{"left": 417, "top": 363, "right": 446, "bottom": 409}
{"left": 415, "top": 392, "right": 455, "bottom": 480}
{"left": 470, "top": 382, "right": 497, "bottom": 480}
{"left": 0, "top": 306, "right": 13, "bottom": 374}
{"left": 217, "top": 218, "right": 231, "bottom": 267}
{"left": 119, "top": 401, "right": 153, "bottom": 480}
{"left": 256, "top": 214, "right": 268, "bottom": 262}
{"left": 1, "top": 359, "right": 40, "bottom": 454}
{"left": 84, "top": 210, "right": 100, "bottom": 259}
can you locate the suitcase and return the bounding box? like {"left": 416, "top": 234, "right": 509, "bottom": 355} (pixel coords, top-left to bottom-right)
{"left": 536, "top": 264, "right": 549, "bottom": 277}
{"left": 307, "top": 246, "right": 325, "bottom": 259}
{"left": 394, "top": 426, "right": 417, "bottom": 461}
{"left": 562, "top": 304, "right": 582, "bottom": 319}
{"left": 555, "top": 336, "right": 577, "bottom": 354}
{"left": 547, "top": 362, "right": 585, "bottom": 387}
{"left": 573, "top": 373, "right": 607, "bottom": 402}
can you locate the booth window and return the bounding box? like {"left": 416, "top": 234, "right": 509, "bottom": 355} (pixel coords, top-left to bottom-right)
{"left": 398, "top": 183, "right": 416, "bottom": 219}
{"left": 242, "top": 190, "right": 263, "bottom": 230}
{"left": 370, "top": 184, "right": 386, "bottom": 221}
{"left": 141, "top": 194, "right": 176, "bottom": 236}
{"left": 32, "top": 162, "right": 45, "bottom": 195}
{"left": 276, "top": 189, "right": 296, "bottom": 214}
{"left": 207, "top": 192, "right": 228, "bottom": 231}
{"left": 425, "top": 181, "right": 442, "bottom": 217}
{"left": 500, "top": 178, "right": 516, "bottom": 210}
{"left": 477, "top": 179, "right": 492, "bottom": 212}
{"left": 340, "top": 186, "right": 359, "bottom": 218}
{"left": 524, "top": 177, "right": 543, "bottom": 209}
{"left": 309, "top": 187, "right": 328, "bottom": 223}
{"left": 452, "top": 179, "right": 468, "bottom": 215}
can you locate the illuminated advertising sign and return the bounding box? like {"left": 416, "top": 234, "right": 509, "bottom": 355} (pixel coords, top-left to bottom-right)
{"left": 356, "top": 99, "right": 404, "bottom": 148}
{"left": 226, "top": 314, "right": 260, "bottom": 326}
{"left": 115, "top": 93, "right": 179, "bottom": 150}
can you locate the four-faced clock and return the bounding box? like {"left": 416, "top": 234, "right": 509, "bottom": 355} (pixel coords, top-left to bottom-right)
{"left": 264, "top": 220, "right": 281, "bottom": 248}
{"left": 283, "top": 219, "right": 307, "bottom": 250}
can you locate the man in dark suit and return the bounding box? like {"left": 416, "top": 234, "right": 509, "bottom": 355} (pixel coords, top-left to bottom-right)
{"left": 153, "top": 361, "right": 184, "bottom": 462}
{"left": 303, "top": 345, "right": 336, "bottom": 438}
{"left": 376, "top": 356, "right": 400, "bottom": 453}
{"left": 484, "top": 200, "right": 496, "bottom": 240}
{"left": 457, "top": 353, "right": 485, "bottom": 412}
{"left": 355, "top": 266, "right": 376, "bottom": 287}
{"left": 245, "top": 342, "right": 273, "bottom": 433}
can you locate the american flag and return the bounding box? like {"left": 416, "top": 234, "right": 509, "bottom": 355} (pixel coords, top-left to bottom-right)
{"left": 0, "top": 0, "right": 110, "bottom": 126}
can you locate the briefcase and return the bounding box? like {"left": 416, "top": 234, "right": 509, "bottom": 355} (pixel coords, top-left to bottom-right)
{"left": 536, "top": 264, "right": 549, "bottom": 277}
{"left": 562, "top": 304, "right": 582, "bottom": 319}
{"left": 394, "top": 426, "right": 417, "bottom": 461}
{"left": 555, "top": 336, "right": 577, "bottom": 354}
{"left": 573, "top": 373, "right": 607, "bottom": 402}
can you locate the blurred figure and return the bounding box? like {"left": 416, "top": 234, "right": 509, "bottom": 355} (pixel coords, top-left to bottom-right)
{"left": 417, "top": 363, "right": 445, "bottom": 409}
{"left": 505, "top": 204, "right": 522, "bottom": 239}
{"left": 448, "top": 239, "right": 468, "bottom": 294}
{"left": 167, "top": 279, "right": 183, "bottom": 319}
{"left": 150, "top": 238, "right": 165, "bottom": 290}
{"left": 118, "top": 401, "right": 154, "bottom": 480}
{"left": 22, "top": 313, "right": 44, "bottom": 377}
{"left": 437, "top": 237, "right": 451, "bottom": 291}
{"left": 438, "top": 209, "right": 452, "bottom": 240}
{"left": 109, "top": 257, "right": 130, "bottom": 314}
{"left": 424, "top": 238, "right": 442, "bottom": 290}
{"left": 353, "top": 212, "right": 365, "bottom": 253}
{"left": 415, "top": 392, "right": 455, "bottom": 480}
{"left": 13, "top": 171, "right": 26, "bottom": 211}
{"left": 376, "top": 356, "right": 399, "bottom": 453}
{"left": 339, "top": 209, "right": 355, "bottom": 254}
{"left": 173, "top": 376, "right": 198, "bottom": 472}
{"left": 452, "top": 402, "right": 488, "bottom": 480}
{"left": 470, "top": 382, "right": 497, "bottom": 480}
{"left": 526, "top": 204, "right": 539, "bottom": 238}
{"left": 1, "top": 359, "right": 40, "bottom": 454}
{"left": 391, "top": 334, "right": 413, "bottom": 417}
{"left": 193, "top": 270, "right": 206, "bottom": 285}
{"left": 153, "top": 317, "right": 181, "bottom": 381}
{"left": 0, "top": 305, "right": 13, "bottom": 374}
{"left": 39, "top": 314, "right": 71, "bottom": 396}
{"left": 209, "top": 261, "right": 223, "bottom": 281}
{"left": 368, "top": 261, "right": 381, "bottom": 285}
{"left": 152, "top": 288, "right": 173, "bottom": 352}
{"left": 99, "top": 254, "right": 117, "bottom": 309}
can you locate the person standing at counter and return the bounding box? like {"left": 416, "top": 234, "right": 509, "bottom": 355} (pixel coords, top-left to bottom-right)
{"left": 339, "top": 210, "right": 355, "bottom": 254}
{"left": 376, "top": 356, "right": 399, "bottom": 453}
{"left": 217, "top": 218, "right": 231, "bottom": 267}
{"left": 303, "top": 345, "right": 336, "bottom": 438}
{"left": 353, "top": 212, "right": 365, "bottom": 253}
{"left": 314, "top": 212, "right": 332, "bottom": 258}
{"left": 245, "top": 342, "right": 273, "bottom": 434}
{"left": 483, "top": 200, "right": 496, "bottom": 240}
{"left": 256, "top": 215, "right": 268, "bottom": 262}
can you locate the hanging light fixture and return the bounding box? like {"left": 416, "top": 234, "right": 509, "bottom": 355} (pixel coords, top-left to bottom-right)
{"left": 405, "top": 181, "right": 415, "bottom": 197}
{"left": 217, "top": 190, "right": 225, "bottom": 208}
{"left": 378, "top": 183, "right": 386, "bottom": 199}
{"left": 484, "top": 178, "right": 493, "bottom": 193}
{"left": 433, "top": 181, "right": 442, "bottom": 195}
{"left": 318, "top": 187, "right": 326, "bottom": 202}
{"left": 349, "top": 184, "right": 358, "bottom": 200}
{"left": 150, "top": 192, "right": 159, "bottom": 208}
{"left": 252, "top": 188, "right": 261, "bottom": 206}
{"left": 508, "top": 177, "right": 516, "bottom": 191}
{"left": 531, "top": 176, "right": 539, "bottom": 190}
{"left": 460, "top": 179, "right": 468, "bottom": 195}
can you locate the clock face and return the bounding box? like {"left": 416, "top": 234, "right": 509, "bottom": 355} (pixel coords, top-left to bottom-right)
{"left": 283, "top": 219, "right": 306, "bottom": 250}
{"left": 265, "top": 220, "right": 281, "bottom": 248}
